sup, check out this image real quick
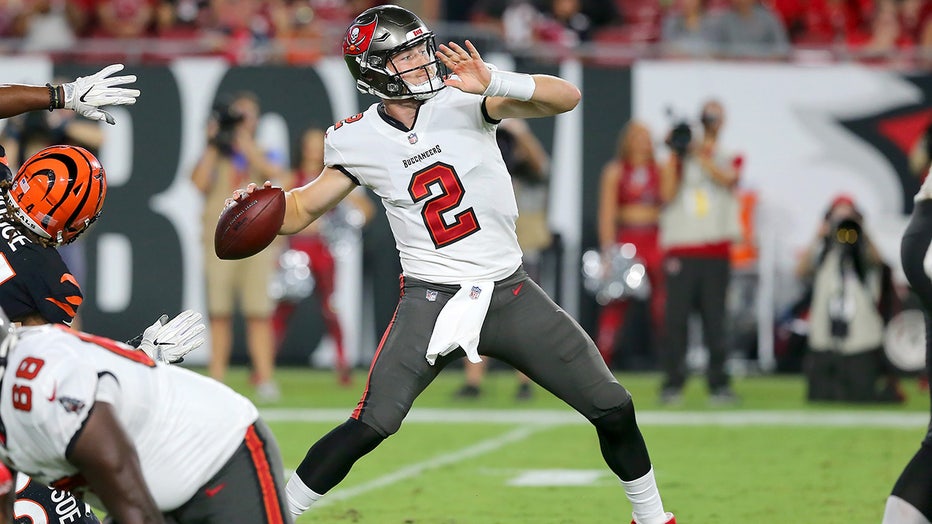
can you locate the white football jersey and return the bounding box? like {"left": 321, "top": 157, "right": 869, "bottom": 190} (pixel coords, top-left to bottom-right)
{"left": 325, "top": 87, "right": 523, "bottom": 284}
{"left": 0, "top": 325, "right": 258, "bottom": 511}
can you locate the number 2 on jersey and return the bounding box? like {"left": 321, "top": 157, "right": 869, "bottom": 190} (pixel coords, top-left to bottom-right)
{"left": 408, "top": 162, "right": 480, "bottom": 248}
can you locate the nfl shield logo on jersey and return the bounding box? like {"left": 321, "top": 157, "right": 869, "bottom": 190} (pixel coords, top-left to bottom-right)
{"left": 59, "top": 397, "right": 85, "bottom": 414}
{"left": 469, "top": 286, "right": 481, "bottom": 300}
{"left": 408, "top": 132, "right": 418, "bottom": 144}
{"left": 426, "top": 289, "right": 437, "bottom": 302}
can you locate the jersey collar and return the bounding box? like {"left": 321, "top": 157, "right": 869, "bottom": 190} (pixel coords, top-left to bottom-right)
{"left": 377, "top": 102, "right": 422, "bottom": 132}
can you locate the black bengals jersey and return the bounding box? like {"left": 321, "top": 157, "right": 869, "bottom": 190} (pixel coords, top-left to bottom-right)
{"left": 15, "top": 475, "right": 100, "bottom": 524}
{"left": 0, "top": 200, "right": 82, "bottom": 325}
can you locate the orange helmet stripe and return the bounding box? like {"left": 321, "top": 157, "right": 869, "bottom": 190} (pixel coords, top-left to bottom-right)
{"left": 45, "top": 296, "right": 79, "bottom": 318}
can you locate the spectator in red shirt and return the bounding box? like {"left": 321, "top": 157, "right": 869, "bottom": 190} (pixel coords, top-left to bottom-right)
{"left": 93, "top": 0, "right": 156, "bottom": 38}
{"left": 897, "top": 0, "right": 932, "bottom": 58}
{"left": 847, "top": 0, "right": 914, "bottom": 59}
{"left": 0, "top": 0, "right": 27, "bottom": 38}
{"left": 772, "top": 0, "right": 873, "bottom": 45}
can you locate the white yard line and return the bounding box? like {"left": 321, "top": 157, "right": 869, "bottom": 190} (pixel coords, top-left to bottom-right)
{"left": 314, "top": 425, "right": 547, "bottom": 507}
{"left": 260, "top": 407, "right": 929, "bottom": 428}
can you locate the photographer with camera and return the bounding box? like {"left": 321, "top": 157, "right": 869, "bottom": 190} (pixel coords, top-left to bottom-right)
{"left": 657, "top": 99, "right": 742, "bottom": 405}
{"left": 190, "top": 91, "right": 288, "bottom": 403}
{"left": 795, "top": 195, "right": 901, "bottom": 403}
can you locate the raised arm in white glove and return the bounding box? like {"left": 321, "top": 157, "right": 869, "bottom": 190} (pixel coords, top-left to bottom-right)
{"left": 59, "top": 64, "right": 140, "bottom": 125}
{"left": 136, "top": 310, "right": 207, "bottom": 364}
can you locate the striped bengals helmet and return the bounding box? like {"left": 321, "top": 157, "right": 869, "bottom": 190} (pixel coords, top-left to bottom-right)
{"left": 5, "top": 145, "right": 107, "bottom": 246}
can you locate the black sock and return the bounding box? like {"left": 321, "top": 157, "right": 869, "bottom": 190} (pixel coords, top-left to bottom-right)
{"left": 891, "top": 440, "right": 932, "bottom": 521}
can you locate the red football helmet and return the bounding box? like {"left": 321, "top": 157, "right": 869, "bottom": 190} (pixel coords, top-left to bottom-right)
{"left": 5, "top": 145, "right": 107, "bottom": 246}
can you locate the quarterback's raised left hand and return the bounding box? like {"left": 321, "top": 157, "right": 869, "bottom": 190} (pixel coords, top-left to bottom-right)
{"left": 137, "top": 310, "right": 206, "bottom": 364}
{"left": 436, "top": 40, "right": 491, "bottom": 95}
{"left": 61, "top": 64, "right": 140, "bottom": 125}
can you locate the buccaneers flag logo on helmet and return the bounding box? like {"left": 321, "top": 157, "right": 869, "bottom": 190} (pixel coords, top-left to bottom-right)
{"left": 343, "top": 20, "right": 377, "bottom": 56}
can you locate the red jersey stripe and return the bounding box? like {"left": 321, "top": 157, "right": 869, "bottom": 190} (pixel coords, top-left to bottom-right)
{"left": 244, "top": 425, "right": 284, "bottom": 524}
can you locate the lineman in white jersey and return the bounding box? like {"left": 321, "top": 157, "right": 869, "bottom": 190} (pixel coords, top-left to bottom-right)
{"left": 884, "top": 173, "right": 932, "bottom": 524}
{"left": 231, "top": 5, "right": 674, "bottom": 524}
{"left": 0, "top": 313, "right": 290, "bottom": 524}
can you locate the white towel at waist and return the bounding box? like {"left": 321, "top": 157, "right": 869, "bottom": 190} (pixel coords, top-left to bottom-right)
{"left": 425, "top": 281, "right": 494, "bottom": 366}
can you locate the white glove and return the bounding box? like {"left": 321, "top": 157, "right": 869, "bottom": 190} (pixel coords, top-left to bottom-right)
{"left": 137, "top": 310, "right": 206, "bottom": 364}
{"left": 61, "top": 64, "right": 140, "bottom": 125}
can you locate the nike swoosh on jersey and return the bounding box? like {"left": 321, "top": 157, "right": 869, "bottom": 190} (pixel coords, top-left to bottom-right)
{"left": 47, "top": 384, "right": 56, "bottom": 402}
{"left": 204, "top": 483, "right": 226, "bottom": 497}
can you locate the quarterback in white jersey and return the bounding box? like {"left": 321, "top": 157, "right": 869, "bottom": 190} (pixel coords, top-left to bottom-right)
{"left": 0, "top": 319, "right": 290, "bottom": 524}
{"left": 324, "top": 86, "right": 523, "bottom": 283}
{"left": 230, "top": 5, "right": 674, "bottom": 524}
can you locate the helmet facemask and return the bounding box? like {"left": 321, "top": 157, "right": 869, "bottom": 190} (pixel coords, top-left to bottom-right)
{"left": 377, "top": 36, "right": 446, "bottom": 100}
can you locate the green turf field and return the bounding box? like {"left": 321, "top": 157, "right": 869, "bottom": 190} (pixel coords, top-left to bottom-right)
{"left": 218, "top": 368, "right": 929, "bottom": 523}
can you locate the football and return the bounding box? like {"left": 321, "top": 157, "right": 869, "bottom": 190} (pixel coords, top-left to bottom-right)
{"left": 214, "top": 186, "right": 286, "bottom": 260}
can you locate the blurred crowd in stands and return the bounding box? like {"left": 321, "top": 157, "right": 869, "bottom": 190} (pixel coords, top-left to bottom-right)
{"left": 0, "top": 0, "right": 929, "bottom": 66}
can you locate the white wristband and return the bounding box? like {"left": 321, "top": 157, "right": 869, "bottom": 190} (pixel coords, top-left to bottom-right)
{"left": 482, "top": 69, "right": 535, "bottom": 101}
